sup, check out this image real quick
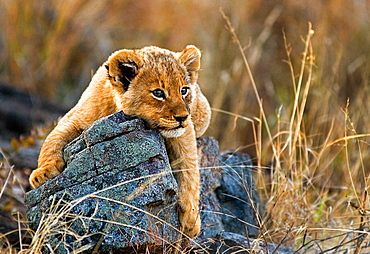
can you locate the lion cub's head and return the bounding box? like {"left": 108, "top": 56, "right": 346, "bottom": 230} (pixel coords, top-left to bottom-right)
{"left": 105, "top": 45, "right": 201, "bottom": 138}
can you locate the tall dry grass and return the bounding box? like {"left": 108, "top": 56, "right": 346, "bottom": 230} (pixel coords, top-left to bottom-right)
{"left": 217, "top": 5, "right": 370, "bottom": 252}
{"left": 1, "top": 0, "right": 370, "bottom": 253}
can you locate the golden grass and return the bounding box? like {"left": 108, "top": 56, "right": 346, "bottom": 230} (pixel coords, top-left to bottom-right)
{"left": 217, "top": 9, "right": 370, "bottom": 253}
{"left": 1, "top": 0, "right": 370, "bottom": 253}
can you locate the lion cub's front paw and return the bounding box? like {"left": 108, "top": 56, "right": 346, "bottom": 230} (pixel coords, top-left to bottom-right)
{"left": 29, "top": 166, "right": 61, "bottom": 189}
{"left": 179, "top": 204, "right": 201, "bottom": 238}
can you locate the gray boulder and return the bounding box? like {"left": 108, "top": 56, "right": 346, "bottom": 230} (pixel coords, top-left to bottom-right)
{"left": 25, "top": 112, "right": 180, "bottom": 253}
{"left": 25, "top": 111, "right": 294, "bottom": 253}
{"left": 197, "top": 137, "right": 224, "bottom": 240}
{"left": 197, "top": 140, "right": 261, "bottom": 240}
{"left": 216, "top": 152, "right": 262, "bottom": 237}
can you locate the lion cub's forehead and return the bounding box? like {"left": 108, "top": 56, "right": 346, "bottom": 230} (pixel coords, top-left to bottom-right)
{"left": 138, "top": 47, "right": 188, "bottom": 83}
{"left": 141, "top": 48, "right": 184, "bottom": 68}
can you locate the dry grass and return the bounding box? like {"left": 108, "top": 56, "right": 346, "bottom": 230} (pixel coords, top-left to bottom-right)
{"left": 1, "top": 0, "right": 370, "bottom": 253}
{"left": 217, "top": 6, "right": 370, "bottom": 253}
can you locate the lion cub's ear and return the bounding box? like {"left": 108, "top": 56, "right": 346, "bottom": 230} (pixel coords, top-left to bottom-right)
{"left": 178, "top": 45, "right": 201, "bottom": 83}
{"left": 105, "top": 50, "right": 142, "bottom": 91}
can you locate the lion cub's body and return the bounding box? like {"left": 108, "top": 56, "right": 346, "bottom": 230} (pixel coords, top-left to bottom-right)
{"left": 29, "top": 45, "right": 211, "bottom": 238}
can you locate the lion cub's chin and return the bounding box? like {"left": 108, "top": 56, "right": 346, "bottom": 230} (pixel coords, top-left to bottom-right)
{"left": 160, "top": 128, "right": 186, "bottom": 138}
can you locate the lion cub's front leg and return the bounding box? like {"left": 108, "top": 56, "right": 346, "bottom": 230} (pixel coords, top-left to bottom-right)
{"left": 165, "top": 123, "right": 201, "bottom": 238}
{"left": 29, "top": 116, "right": 84, "bottom": 188}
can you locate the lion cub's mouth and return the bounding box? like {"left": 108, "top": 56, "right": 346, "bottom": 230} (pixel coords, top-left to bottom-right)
{"left": 159, "top": 127, "right": 186, "bottom": 138}
{"left": 154, "top": 119, "right": 188, "bottom": 138}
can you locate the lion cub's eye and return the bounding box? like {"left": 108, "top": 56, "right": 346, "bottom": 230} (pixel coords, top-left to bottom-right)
{"left": 181, "top": 87, "right": 190, "bottom": 96}
{"left": 152, "top": 89, "right": 166, "bottom": 99}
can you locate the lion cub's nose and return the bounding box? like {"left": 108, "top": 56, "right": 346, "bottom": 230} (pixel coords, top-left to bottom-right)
{"left": 174, "top": 115, "right": 188, "bottom": 123}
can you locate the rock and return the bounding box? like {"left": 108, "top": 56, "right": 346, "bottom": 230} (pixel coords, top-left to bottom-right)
{"left": 197, "top": 137, "right": 225, "bottom": 240}
{"left": 193, "top": 232, "right": 297, "bottom": 254}
{"left": 196, "top": 142, "right": 262, "bottom": 239}
{"left": 216, "top": 152, "right": 262, "bottom": 237}
{"left": 25, "top": 111, "right": 287, "bottom": 253}
{"left": 25, "top": 111, "right": 180, "bottom": 253}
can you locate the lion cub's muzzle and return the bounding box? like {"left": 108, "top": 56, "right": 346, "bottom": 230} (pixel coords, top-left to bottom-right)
{"left": 159, "top": 115, "right": 189, "bottom": 138}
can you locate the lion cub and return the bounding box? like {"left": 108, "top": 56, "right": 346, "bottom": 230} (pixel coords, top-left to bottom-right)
{"left": 29, "top": 45, "right": 211, "bottom": 238}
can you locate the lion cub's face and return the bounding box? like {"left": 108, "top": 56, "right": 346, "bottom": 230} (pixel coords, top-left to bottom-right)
{"left": 105, "top": 45, "right": 201, "bottom": 138}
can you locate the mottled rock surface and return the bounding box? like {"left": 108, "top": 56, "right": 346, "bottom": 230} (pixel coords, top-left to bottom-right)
{"left": 193, "top": 232, "right": 297, "bottom": 254}
{"left": 197, "top": 139, "right": 261, "bottom": 240}
{"left": 217, "top": 152, "right": 262, "bottom": 237}
{"left": 25, "top": 111, "right": 295, "bottom": 253}
{"left": 25, "top": 112, "right": 180, "bottom": 253}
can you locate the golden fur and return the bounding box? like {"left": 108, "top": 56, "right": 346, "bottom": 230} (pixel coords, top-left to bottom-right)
{"left": 29, "top": 45, "right": 211, "bottom": 238}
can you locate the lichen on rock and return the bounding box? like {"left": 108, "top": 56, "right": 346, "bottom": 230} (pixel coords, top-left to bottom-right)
{"left": 25, "top": 111, "right": 289, "bottom": 253}
{"left": 25, "top": 111, "right": 180, "bottom": 253}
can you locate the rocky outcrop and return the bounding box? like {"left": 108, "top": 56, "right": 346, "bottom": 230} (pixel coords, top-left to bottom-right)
{"left": 217, "top": 151, "right": 262, "bottom": 237}
{"left": 197, "top": 139, "right": 262, "bottom": 240}
{"left": 25, "top": 111, "right": 294, "bottom": 253}
{"left": 25, "top": 112, "right": 180, "bottom": 253}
